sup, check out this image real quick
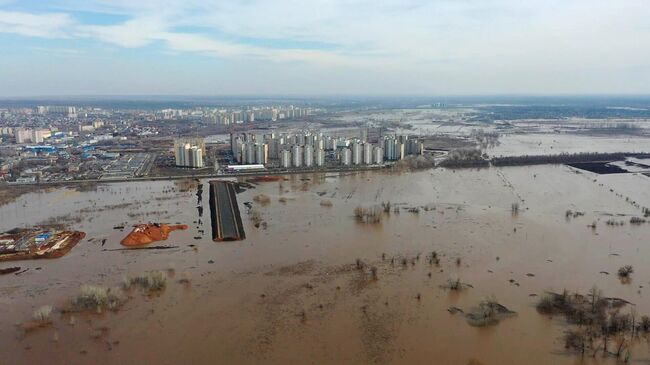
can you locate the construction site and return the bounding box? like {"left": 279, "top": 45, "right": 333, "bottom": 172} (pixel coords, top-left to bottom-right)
{"left": 0, "top": 229, "right": 85, "bottom": 262}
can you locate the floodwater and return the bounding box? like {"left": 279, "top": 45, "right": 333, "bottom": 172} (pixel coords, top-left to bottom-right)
{"left": 2, "top": 165, "right": 650, "bottom": 364}
{"left": 488, "top": 133, "right": 650, "bottom": 157}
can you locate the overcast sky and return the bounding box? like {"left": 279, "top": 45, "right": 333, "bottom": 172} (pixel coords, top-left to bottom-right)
{"left": 0, "top": 0, "right": 649, "bottom": 97}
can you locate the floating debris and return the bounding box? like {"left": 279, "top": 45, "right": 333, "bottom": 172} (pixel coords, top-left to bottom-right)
{"left": 0, "top": 266, "right": 20, "bottom": 275}
{"left": 448, "top": 306, "right": 464, "bottom": 314}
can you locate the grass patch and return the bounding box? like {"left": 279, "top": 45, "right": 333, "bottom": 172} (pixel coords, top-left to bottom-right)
{"left": 618, "top": 265, "right": 634, "bottom": 278}
{"left": 441, "top": 276, "right": 471, "bottom": 291}
{"left": 33, "top": 305, "right": 53, "bottom": 324}
{"left": 465, "top": 297, "right": 516, "bottom": 327}
{"left": 73, "top": 285, "right": 122, "bottom": 312}
{"left": 123, "top": 270, "right": 167, "bottom": 292}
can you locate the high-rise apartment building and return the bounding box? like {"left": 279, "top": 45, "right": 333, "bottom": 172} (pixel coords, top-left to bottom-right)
{"left": 174, "top": 138, "right": 205, "bottom": 168}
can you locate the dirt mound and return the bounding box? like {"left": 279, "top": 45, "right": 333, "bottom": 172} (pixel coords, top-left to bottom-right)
{"left": 120, "top": 223, "right": 188, "bottom": 247}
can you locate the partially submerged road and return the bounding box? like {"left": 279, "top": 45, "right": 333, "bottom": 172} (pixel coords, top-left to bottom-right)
{"left": 209, "top": 181, "right": 245, "bottom": 241}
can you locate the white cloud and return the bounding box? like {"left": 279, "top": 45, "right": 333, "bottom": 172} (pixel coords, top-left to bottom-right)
{"left": 30, "top": 46, "right": 84, "bottom": 55}
{"left": 77, "top": 17, "right": 165, "bottom": 48}
{"left": 71, "top": 17, "right": 359, "bottom": 67}
{"left": 0, "top": 10, "right": 72, "bottom": 38}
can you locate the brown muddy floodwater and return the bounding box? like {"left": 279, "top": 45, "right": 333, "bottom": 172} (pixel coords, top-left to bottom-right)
{"left": 2, "top": 165, "right": 650, "bottom": 364}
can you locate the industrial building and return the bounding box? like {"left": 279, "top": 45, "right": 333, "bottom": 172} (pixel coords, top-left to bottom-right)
{"left": 225, "top": 164, "right": 265, "bottom": 172}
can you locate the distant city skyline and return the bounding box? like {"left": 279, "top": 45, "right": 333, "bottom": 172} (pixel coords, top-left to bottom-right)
{"left": 0, "top": 0, "right": 649, "bottom": 97}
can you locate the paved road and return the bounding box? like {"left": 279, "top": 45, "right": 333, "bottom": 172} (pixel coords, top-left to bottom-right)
{"left": 7, "top": 165, "right": 389, "bottom": 187}
{"left": 210, "top": 181, "right": 245, "bottom": 241}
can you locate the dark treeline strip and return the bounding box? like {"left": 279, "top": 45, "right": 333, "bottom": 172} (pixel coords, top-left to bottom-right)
{"left": 491, "top": 152, "right": 650, "bottom": 167}
{"left": 438, "top": 159, "right": 490, "bottom": 168}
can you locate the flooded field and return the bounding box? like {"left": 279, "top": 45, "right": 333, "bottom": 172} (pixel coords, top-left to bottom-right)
{"left": 488, "top": 133, "right": 650, "bottom": 157}
{"left": 2, "top": 165, "right": 650, "bottom": 364}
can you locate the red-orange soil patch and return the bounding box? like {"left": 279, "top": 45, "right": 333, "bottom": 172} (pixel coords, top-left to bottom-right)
{"left": 120, "top": 223, "right": 188, "bottom": 247}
